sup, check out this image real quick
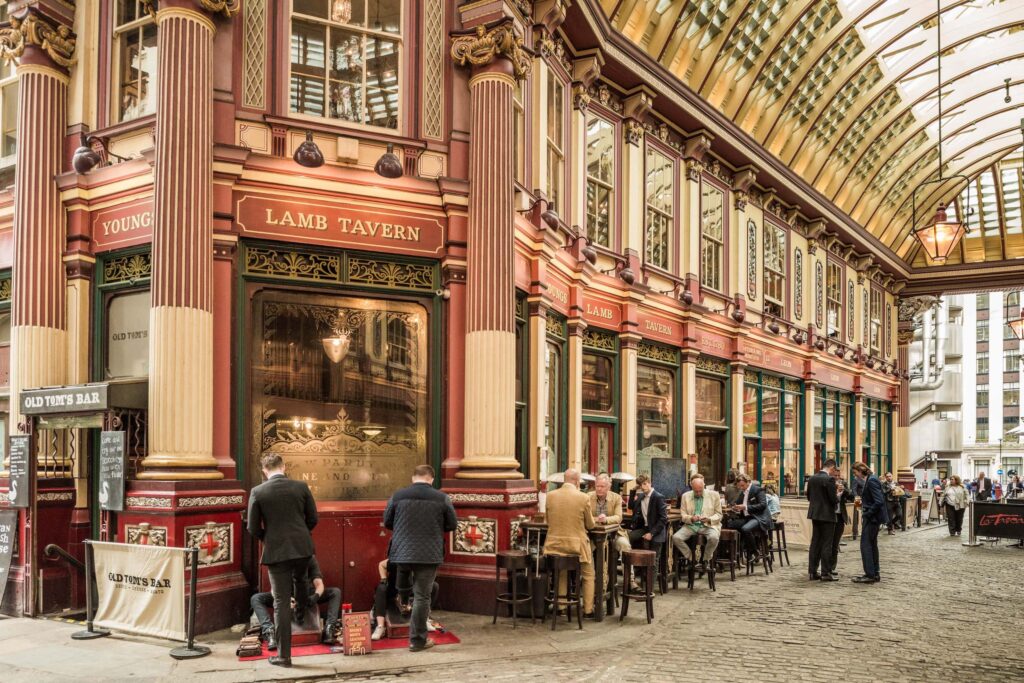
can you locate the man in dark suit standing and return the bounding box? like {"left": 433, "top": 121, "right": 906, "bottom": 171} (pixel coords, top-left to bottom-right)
{"left": 628, "top": 474, "right": 669, "bottom": 578}
{"left": 725, "top": 473, "right": 773, "bottom": 562}
{"left": 246, "top": 454, "right": 318, "bottom": 668}
{"left": 384, "top": 465, "right": 457, "bottom": 652}
{"left": 975, "top": 472, "right": 993, "bottom": 501}
{"left": 829, "top": 476, "right": 855, "bottom": 578}
{"left": 806, "top": 459, "right": 840, "bottom": 581}
{"left": 852, "top": 462, "right": 889, "bottom": 584}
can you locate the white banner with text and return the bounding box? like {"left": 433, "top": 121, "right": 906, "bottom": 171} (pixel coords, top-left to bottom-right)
{"left": 92, "top": 541, "right": 186, "bottom": 641}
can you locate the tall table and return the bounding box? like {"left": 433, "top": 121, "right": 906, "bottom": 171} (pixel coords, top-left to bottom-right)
{"left": 520, "top": 521, "right": 621, "bottom": 622}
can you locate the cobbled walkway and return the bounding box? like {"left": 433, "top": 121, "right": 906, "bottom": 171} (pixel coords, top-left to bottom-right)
{"left": 330, "top": 524, "right": 1024, "bottom": 683}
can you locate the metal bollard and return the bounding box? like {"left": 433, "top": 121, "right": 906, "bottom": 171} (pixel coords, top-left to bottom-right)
{"left": 962, "top": 500, "right": 982, "bottom": 547}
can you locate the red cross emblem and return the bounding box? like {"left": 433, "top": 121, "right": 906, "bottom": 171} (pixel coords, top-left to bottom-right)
{"left": 465, "top": 524, "right": 483, "bottom": 546}
{"left": 199, "top": 530, "right": 220, "bottom": 559}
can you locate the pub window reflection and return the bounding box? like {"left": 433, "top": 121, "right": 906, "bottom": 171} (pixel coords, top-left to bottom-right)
{"left": 544, "top": 339, "right": 563, "bottom": 481}
{"left": 636, "top": 362, "right": 674, "bottom": 478}
{"left": 582, "top": 351, "right": 613, "bottom": 412}
{"left": 251, "top": 291, "right": 428, "bottom": 501}
{"left": 106, "top": 290, "right": 150, "bottom": 379}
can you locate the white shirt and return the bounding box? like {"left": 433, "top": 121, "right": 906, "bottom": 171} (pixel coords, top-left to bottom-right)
{"left": 741, "top": 486, "right": 750, "bottom": 516}
{"left": 640, "top": 491, "right": 651, "bottom": 524}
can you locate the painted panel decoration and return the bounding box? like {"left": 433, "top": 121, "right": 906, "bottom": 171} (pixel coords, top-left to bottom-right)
{"left": 815, "top": 261, "right": 824, "bottom": 328}
{"left": 452, "top": 516, "right": 496, "bottom": 555}
{"left": 863, "top": 289, "right": 869, "bottom": 348}
{"left": 887, "top": 302, "right": 893, "bottom": 356}
{"left": 185, "top": 522, "right": 232, "bottom": 567}
{"left": 746, "top": 219, "right": 757, "bottom": 300}
{"left": 847, "top": 280, "right": 855, "bottom": 342}
{"left": 794, "top": 248, "right": 803, "bottom": 320}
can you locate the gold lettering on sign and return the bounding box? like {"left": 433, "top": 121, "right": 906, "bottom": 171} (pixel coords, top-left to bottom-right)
{"left": 265, "top": 208, "right": 328, "bottom": 231}
{"left": 700, "top": 337, "right": 724, "bottom": 351}
{"left": 586, "top": 303, "right": 614, "bottom": 320}
{"left": 644, "top": 320, "right": 673, "bottom": 335}
{"left": 548, "top": 286, "right": 569, "bottom": 305}
{"left": 339, "top": 217, "right": 421, "bottom": 242}
{"left": 780, "top": 358, "right": 793, "bottom": 369}
{"left": 102, "top": 211, "right": 153, "bottom": 236}
{"left": 829, "top": 372, "right": 840, "bottom": 382}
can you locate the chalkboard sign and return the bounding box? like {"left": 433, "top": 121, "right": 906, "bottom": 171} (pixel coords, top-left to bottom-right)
{"left": 0, "top": 509, "right": 17, "bottom": 608}
{"left": 99, "top": 431, "right": 126, "bottom": 512}
{"left": 7, "top": 436, "right": 30, "bottom": 509}
{"left": 341, "top": 611, "right": 373, "bottom": 656}
{"left": 973, "top": 501, "right": 1024, "bottom": 540}
{"left": 651, "top": 457, "right": 688, "bottom": 503}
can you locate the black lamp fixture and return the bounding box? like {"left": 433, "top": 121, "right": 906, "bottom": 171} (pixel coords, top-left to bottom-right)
{"left": 563, "top": 230, "right": 598, "bottom": 265}
{"left": 71, "top": 133, "right": 129, "bottom": 174}
{"left": 909, "top": 0, "right": 972, "bottom": 264}
{"left": 679, "top": 289, "right": 694, "bottom": 306}
{"left": 293, "top": 130, "right": 325, "bottom": 168}
{"left": 374, "top": 143, "right": 403, "bottom": 179}
{"left": 515, "top": 197, "right": 560, "bottom": 231}
{"left": 600, "top": 258, "right": 635, "bottom": 285}
{"left": 766, "top": 317, "right": 781, "bottom": 335}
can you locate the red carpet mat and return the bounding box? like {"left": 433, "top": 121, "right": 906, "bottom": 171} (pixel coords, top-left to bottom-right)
{"left": 238, "top": 631, "right": 460, "bottom": 661}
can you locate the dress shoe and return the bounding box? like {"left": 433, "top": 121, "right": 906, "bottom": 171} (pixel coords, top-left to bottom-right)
{"left": 409, "top": 638, "right": 435, "bottom": 652}
{"left": 829, "top": 571, "right": 839, "bottom": 578}
{"left": 268, "top": 656, "right": 291, "bottom": 668}
{"left": 583, "top": 612, "right": 597, "bottom": 620}
{"left": 266, "top": 634, "right": 278, "bottom": 651}
{"left": 819, "top": 574, "right": 838, "bottom": 582}
{"left": 852, "top": 575, "right": 876, "bottom": 584}
{"left": 809, "top": 573, "right": 821, "bottom": 581}
{"left": 322, "top": 621, "right": 339, "bottom": 643}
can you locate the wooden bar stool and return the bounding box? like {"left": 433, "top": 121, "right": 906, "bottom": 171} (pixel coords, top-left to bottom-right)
{"left": 770, "top": 521, "right": 790, "bottom": 567}
{"left": 686, "top": 535, "right": 716, "bottom": 592}
{"left": 715, "top": 528, "right": 739, "bottom": 582}
{"left": 493, "top": 550, "right": 534, "bottom": 628}
{"left": 620, "top": 549, "right": 656, "bottom": 624}
{"left": 746, "top": 527, "right": 772, "bottom": 576}
{"left": 542, "top": 554, "right": 582, "bottom": 631}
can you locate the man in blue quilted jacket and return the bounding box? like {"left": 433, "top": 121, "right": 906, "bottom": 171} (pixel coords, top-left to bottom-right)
{"left": 383, "top": 464, "right": 457, "bottom": 651}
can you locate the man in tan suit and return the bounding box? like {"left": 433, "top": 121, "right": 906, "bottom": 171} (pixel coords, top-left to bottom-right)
{"left": 588, "top": 473, "right": 631, "bottom": 553}
{"left": 671, "top": 474, "right": 722, "bottom": 567}
{"left": 544, "top": 469, "right": 596, "bottom": 616}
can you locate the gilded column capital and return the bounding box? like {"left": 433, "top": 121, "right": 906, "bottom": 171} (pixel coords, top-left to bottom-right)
{"left": 0, "top": 10, "right": 76, "bottom": 69}
{"left": 142, "top": 1, "right": 240, "bottom": 21}
{"left": 450, "top": 22, "right": 531, "bottom": 81}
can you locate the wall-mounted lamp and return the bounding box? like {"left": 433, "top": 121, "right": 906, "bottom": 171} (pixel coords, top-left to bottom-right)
{"left": 374, "top": 143, "right": 403, "bottom": 179}
{"left": 293, "top": 130, "right": 325, "bottom": 168}
{"left": 763, "top": 316, "right": 781, "bottom": 335}
{"left": 599, "top": 255, "right": 635, "bottom": 285}
{"left": 71, "top": 133, "right": 129, "bottom": 174}
{"left": 321, "top": 334, "right": 351, "bottom": 363}
{"left": 517, "top": 197, "right": 560, "bottom": 230}
{"left": 435, "top": 288, "right": 451, "bottom": 300}
{"left": 563, "top": 230, "right": 598, "bottom": 265}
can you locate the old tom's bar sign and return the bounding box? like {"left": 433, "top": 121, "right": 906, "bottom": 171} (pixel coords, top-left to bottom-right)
{"left": 20, "top": 385, "right": 109, "bottom": 414}
{"left": 236, "top": 193, "right": 445, "bottom": 256}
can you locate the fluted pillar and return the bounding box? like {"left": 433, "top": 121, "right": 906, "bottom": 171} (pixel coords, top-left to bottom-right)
{"left": 139, "top": 2, "right": 227, "bottom": 479}
{"left": 2, "top": 11, "right": 75, "bottom": 456}
{"left": 451, "top": 23, "right": 530, "bottom": 479}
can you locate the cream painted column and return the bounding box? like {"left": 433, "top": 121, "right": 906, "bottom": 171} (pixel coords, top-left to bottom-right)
{"left": 620, "top": 335, "right": 639, "bottom": 474}
{"left": 140, "top": 3, "right": 224, "bottom": 479}
{"left": 680, "top": 350, "right": 698, "bottom": 464}
{"left": 621, "top": 122, "right": 644, "bottom": 254}
{"left": 853, "top": 394, "right": 866, "bottom": 466}
{"left": 3, "top": 13, "right": 75, "bottom": 458}
{"left": 730, "top": 362, "right": 745, "bottom": 471}
{"left": 527, "top": 301, "right": 548, "bottom": 482}
{"left": 566, "top": 319, "right": 585, "bottom": 470}
{"left": 66, "top": 269, "right": 92, "bottom": 504}
{"left": 567, "top": 84, "right": 587, "bottom": 229}
{"left": 804, "top": 382, "right": 818, "bottom": 478}
{"left": 451, "top": 23, "right": 530, "bottom": 478}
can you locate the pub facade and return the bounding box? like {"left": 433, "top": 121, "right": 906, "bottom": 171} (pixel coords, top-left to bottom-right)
{"left": 0, "top": 0, "right": 905, "bottom": 626}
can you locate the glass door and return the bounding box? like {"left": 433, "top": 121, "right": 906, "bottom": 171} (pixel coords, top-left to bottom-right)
{"left": 695, "top": 429, "right": 726, "bottom": 490}
{"left": 582, "top": 422, "right": 614, "bottom": 477}
{"left": 743, "top": 437, "right": 759, "bottom": 481}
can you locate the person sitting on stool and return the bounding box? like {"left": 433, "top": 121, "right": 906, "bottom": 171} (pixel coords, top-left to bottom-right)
{"left": 251, "top": 554, "right": 342, "bottom": 647}
{"left": 589, "top": 472, "right": 631, "bottom": 554}
{"left": 628, "top": 474, "right": 668, "bottom": 580}
{"left": 372, "top": 558, "right": 439, "bottom": 641}
{"left": 724, "top": 473, "right": 772, "bottom": 562}
{"left": 671, "top": 473, "right": 722, "bottom": 572}
{"left": 544, "top": 468, "right": 597, "bottom": 618}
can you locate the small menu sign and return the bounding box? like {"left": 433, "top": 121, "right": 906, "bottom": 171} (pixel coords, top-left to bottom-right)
{"left": 99, "top": 431, "right": 126, "bottom": 512}
{"left": 341, "top": 611, "right": 373, "bottom": 656}
{"left": 0, "top": 510, "right": 17, "bottom": 607}
{"left": 7, "top": 436, "right": 30, "bottom": 509}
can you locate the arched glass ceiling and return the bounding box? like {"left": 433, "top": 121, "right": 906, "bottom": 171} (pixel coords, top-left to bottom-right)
{"left": 603, "top": 0, "right": 1024, "bottom": 266}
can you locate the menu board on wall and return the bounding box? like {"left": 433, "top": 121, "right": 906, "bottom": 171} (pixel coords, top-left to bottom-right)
{"left": 7, "top": 436, "right": 30, "bottom": 508}
{"left": 98, "top": 431, "right": 126, "bottom": 512}
{"left": 0, "top": 509, "right": 17, "bottom": 608}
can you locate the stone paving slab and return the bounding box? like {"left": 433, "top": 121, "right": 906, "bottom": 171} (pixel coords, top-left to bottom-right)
{"left": 1, "top": 522, "right": 1021, "bottom": 683}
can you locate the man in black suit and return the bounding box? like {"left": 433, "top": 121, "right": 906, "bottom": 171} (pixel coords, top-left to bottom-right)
{"left": 806, "top": 459, "right": 840, "bottom": 581}
{"left": 829, "top": 476, "right": 855, "bottom": 578}
{"left": 250, "top": 555, "right": 342, "bottom": 647}
{"left": 724, "top": 473, "right": 772, "bottom": 561}
{"left": 628, "top": 474, "right": 668, "bottom": 579}
{"left": 975, "top": 472, "right": 993, "bottom": 501}
{"left": 852, "top": 462, "right": 889, "bottom": 583}
{"left": 246, "top": 454, "right": 318, "bottom": 668}
{"left": 384, "top": 464, "right": 457, "bottom": 652}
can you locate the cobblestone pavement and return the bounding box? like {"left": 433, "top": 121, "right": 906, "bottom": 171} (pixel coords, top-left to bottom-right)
{"left": 328, "top": 524, "right": 1024, "bottom": 683}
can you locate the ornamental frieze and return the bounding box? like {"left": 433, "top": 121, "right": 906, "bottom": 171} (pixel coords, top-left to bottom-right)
{"left": 245, "top": 246, "right": 341, "bottom": 282}
{"left": 746, "top": 220, "right": 757, "bottom": 301}
{"left": 178, "top": 495, "right": 244, "bottom": 508}
{"left": 125, "top": 496, "right": 173, "bottom": 509}
{"left": 448, "top": 493, "right": 504, "bottom": 504}
{"left": 508, "top": 492, "right": 539, "bottom": 504}
{"left": 815, "top": 262, "right": 824, "bottom": 328}
{"left": 0, "top": 12, "right": 76, "bottom": 68}
{"left": 794, "top": 249, "right": 804, "bottom": 320}
{"left": 451, "top": 516, "right": 496, "bottom": 555}
{"left": 451, "top": 23, "right": 531, "bottom": 80}
{"left": 638, "top": 341, "right": 678, "bottom": 364}
{"left": 104, "top": 252, "right": 152, "bottom": 284}
{"left": 0, "top": 278, "right": 10, "bottom": 302}
{"left": 572, "top": 82, "right": 590, "bottom": 111}
{"left": 347, "top": 257, "right": 434, "bottom": 291}
{"left": 887, "top": 302, "right": 893, "bottom": 356}
{"left": 126, "top": 523, "right": 168, "bottom": 547}
{"left": 582, "top": 328, "right": 616, "bottom": 351}
{"left": 624, "top": 120, "right": 643, "bottom": 146}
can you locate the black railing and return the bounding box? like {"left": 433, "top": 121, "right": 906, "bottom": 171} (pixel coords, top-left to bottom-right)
{"left": 45, "top": 544, "right": 85, "bottom": 572}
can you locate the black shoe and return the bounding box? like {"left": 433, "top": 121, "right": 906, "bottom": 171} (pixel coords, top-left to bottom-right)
{"left": 809, "top": 573, "right": 822, "bottom": 581}
{"left": 322, "top": 621, "right": 339, "bottom": 644}
{"left": 852, "top": 575, "right": 875, "bottom": 584}
{"left": 409, "top": 639, "right": 435, "bottom": 652}
{"left": 583, "top": 612, "right": 597, "bottom": 620}
{"left": 268, "top": 656, "right": 292, "bottom": 668}
{"left": 871, "top": 576, "right": 881, "bottom": 582}
{"left": 267, "top": 634, "right": 278, "bottom": 651}
{"left": 829, "top": 571, "right": 839, "bottom": 578}
{"left": 819, "top": 574, "right": 839, "bottom": 582}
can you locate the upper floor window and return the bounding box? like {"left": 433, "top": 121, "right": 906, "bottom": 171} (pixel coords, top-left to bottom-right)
{"left": 870, "top": 288, "right": 883, "bottom": 355}
{"left": 977, "top": 319, "right": 989, "bottom": 342}
{"left": 513, "top": 80, "right": 525, "bottom": 186}
{"left": 977, "top": 351, "right": 989, "bottom": 375}
{"left": 1005, "top": 382, "right": 1020, "bottom": 407}
{"left": 977, "top": 293, "right": 989, "bottom": 309}
{"left": 644, "top": 147, "right": 673, "bottom": 270}
{"left": 290, "top": 0, "right": 401, "bottom": 130}
{"left": 977, "top": 384, "right": 989, "bottom": 407}
{"left": 0, "top": 57, "right": 15, "bottom": 172}
{"left": 1008, "top": 291, "right": 1020, "bottom": 308}
{"left": 977, "top": 417, "right": 989, "bottom": 442}
{"left": 114, "top": 0, "right": 158, "bottom": 122}
{"left": 700, "top": 180, "right": 724, "bottom": 291}
{"left": 545, "top": 72, "right": 565, "bottom": 212}
{"left": 763, "top": 222, "right": 786, "bottom": 318}
{"left": 585, "top": 115, "right": 614, "bottom": 248}
{"left": 826, "top": 262, "right": 843, "bottom": 339}
{"left": 1006, "top": 349, "right": 1021, "bottom": 374}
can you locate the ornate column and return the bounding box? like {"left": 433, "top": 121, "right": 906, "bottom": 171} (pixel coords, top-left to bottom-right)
{"left": 620, "top": 334, "right": 639, "bottom": 475}
{"left": 527, "top": 299, "right": 548, "bottom": 480}
{"left": 730, "top": 361, "right": 745, "bottom": 472}
{"left": 450, "top": 23, "right": 530, "bottom": 479}
{"left": 680, "top": 350, "right": 698, "bottom": 465}
{"left": 1, "top": 9, "right": 75, "bottom": 441}
{"left": 139, "top": 0, "right": 237, "bottom": 480}
{"left": 803, "top": 381, "right": 818, "bottom": 476}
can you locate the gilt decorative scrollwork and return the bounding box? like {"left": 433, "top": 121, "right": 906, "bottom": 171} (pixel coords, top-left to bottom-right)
{"left": 450, "top": 22, "right": 532, "bottom": 81}
{"left": 0, "top": 12, "right": 76, "bottom": 68}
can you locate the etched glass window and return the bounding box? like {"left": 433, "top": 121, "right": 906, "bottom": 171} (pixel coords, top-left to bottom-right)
{"left": 251, "top": 290, "right": 428, "bottom": 501}
{"left": 700, "top": 181, "right": 724, "bottom": 291}
{"left": 645, "top": 148, "right": 673, "bottom": 269}
{"left": 582, "top": 351, "right": 613, "bottom": 413}
{"left": 545, "top": 73, "right": 565, "bottom": 211}
{"left": 585, "top": 115, "right": 614, "bottom": 247}
{"left": 763, "top": 223, "right": 786, "bottom": 317}
{"left": 636, "top": 363, "right": 675, "bottom": 477}
{"left": 114, "top": 1, "right": 158, "bottom": 122}
{"left": 106, "top": 290, "right": 150, "bottom": 379}
{"left": 0, "top": 55, "right": 16, "bottom": 168}
{"left": 544, "top": 340, "right": 563, "bottom": 480}
{"left": 291, "top": 0, "right": 401, "bottom": 129}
